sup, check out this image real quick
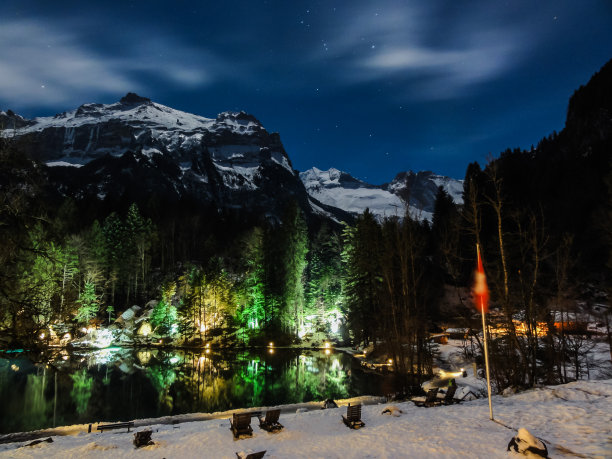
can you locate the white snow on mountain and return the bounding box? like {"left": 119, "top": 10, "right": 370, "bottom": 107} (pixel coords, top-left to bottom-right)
{"left": 301, "top": 167, "right": 463, "bottom": 222}
{"left": 301, "top": 167, "right": 406, "bottom": 220}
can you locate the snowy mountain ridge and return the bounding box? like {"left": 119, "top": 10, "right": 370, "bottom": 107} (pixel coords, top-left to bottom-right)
{"left": 300, "top": 167, "right": 464, "bottom": 222}
{"left": 3, "top": 93, "right": 463, "bottom": 223}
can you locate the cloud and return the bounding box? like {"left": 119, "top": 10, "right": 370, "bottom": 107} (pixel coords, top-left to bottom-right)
{"left": 310, "top": 2, "right": 534, "bottom": 100}
{"left": 0, "top": 19, "right": 218, "bottom": 109}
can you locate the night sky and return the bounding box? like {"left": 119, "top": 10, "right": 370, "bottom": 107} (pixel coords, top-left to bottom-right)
{"left": 1, "top": 1, "right": 611, "bottom": 183}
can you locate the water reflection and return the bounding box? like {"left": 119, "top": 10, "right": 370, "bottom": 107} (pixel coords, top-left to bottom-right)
{"left": 0, "top": 348, "right": 388, "bottom": 434}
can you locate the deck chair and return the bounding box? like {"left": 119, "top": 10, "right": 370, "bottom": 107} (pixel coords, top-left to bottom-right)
{"left": 342, "top": 403, "right": 365, "bottom": 429}
{"left": 439, "top": 385, "right": 459, "bottom": 405}
{"left": 235, "top": 451, "right": 266, "bottom": 459}
{"left": 230, "top": 413, "right": 253, "bottom": 439}
{"left": 258, "top": 409, "right": 283, "bottom": 432}
{"left": 412, "top": 388, "right": 439, "bottom": 407}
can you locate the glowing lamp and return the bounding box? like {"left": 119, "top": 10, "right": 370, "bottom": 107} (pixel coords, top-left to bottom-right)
{"left": 269, "top": 342, "right": 274, "bottom": 347}
{"left": 325, "top": 349, "right": 331, "bottom": 355}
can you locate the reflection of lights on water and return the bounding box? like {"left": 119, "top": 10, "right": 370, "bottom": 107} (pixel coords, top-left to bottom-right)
{"left": 92, "top": 329, "right": 113, "bottom": 348}
{"left": 269, "top": 348, "right": 274, "bottom": 354}
{"left": 137, "top": 350, "right": 152, "bottom": 365}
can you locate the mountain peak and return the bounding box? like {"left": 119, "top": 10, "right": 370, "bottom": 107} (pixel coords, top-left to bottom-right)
{"left": 119, "top": 92, "right": 152, "bottom": 105}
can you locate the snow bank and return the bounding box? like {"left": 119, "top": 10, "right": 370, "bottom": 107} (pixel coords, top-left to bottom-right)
{"left": 0, "top": 379, "right": 609, "bottom": 458}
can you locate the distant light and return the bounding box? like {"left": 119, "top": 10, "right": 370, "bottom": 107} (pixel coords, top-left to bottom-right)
{"left": 39, "top": 333, "right": 45, "bottom": 339}
{"left": 325, "top": 349, "right": 331, "bottom": 355}
{"left": 269, "top": 348, "right": 274, "bottom": 354}
{"left": 269, "top": 342, "right": 274, "bottom": 347}
{"left": 205, "top": 343, "right": 210, "bottom": 348}
{"left": 324, "top": 342, "right": 331, "bottom": 349}
{"left": 205, "top": 348, "right": 210, "bottom": 354}
{"left": 388, "top": 359, "right": 393, "bottom": 365}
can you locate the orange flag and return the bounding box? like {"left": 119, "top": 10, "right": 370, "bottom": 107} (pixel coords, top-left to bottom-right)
{"left": 473, "top": 245, "right": 489, "bottom": 313}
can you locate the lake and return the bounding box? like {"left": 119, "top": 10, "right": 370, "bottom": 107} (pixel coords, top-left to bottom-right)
{"left": 0, "top": 347, "right": 394, "bottom": 434}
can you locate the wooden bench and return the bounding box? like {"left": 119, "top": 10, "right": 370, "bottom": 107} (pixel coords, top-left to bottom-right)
{"left": 97, "top": 421, "right": 134, "bottom": 432}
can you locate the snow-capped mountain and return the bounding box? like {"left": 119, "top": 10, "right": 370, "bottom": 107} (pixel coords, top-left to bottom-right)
{"left": 3, "top": 93, "right": 462, "bottom": 223}
{"left": 3, "top": 93, "right": 318, "bottom": 219}
{"left": 300, "top": 167, "right": 463, "bottom": 221}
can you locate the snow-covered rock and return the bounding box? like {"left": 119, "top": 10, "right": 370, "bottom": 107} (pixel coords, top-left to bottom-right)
{"left": 507, "top": 428, "right": 549, "bottom": 457}
{"left": 300, "top": 167, "right": 463, "bottom": 222}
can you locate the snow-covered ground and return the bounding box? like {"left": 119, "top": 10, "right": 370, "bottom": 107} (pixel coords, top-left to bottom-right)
{"left": 1, "top": 379, "right": 610, "bottom": 458}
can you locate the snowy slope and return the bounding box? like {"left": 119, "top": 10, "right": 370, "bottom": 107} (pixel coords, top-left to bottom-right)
{"left": 301, "top": 167, "right": 464, "bottom": 222}
{"left": 0, "top": 379, "right": 609, "bottom": 458}
{"left": 300, "top": 167, "right": 407, "bottom": 220}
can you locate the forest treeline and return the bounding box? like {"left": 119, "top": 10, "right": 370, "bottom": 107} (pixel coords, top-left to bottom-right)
{"left": 1, "top": 60, "right": 611, "bottom": 389}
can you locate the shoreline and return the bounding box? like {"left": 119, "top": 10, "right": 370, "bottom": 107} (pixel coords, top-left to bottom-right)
{"left": 0, "top": 395, "right": 387, "bottom": 445}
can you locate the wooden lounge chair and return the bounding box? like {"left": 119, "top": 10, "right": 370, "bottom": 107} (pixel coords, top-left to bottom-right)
{"left": 342, "top": 403, "right": 365, "bottom": 429}
{"left": 258, "top": 409, "right": 283, "bottom": 432}
{"left": 236, "top": 451, "right": 266, "bottom": 459}
{"left": 439, "top": 385, "right": 459, "bottom": 405}
{"left": 412, "top": 388, "right": 439, "bottom": 407}
{"left": 230, "top": 413, "right": 253, "bottom": 439}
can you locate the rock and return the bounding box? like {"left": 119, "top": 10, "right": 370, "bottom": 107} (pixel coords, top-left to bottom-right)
{"left": 322, "top": 398, "right": 338, "bottom": 409}
{"left": 381, "top": 406, "right": 403, "bottom": 416}
{"left": 507, "top": 428, "right": 548, "bottom": 457}
{"left": 133, "top": 429, "right": 154, "bottom": 448}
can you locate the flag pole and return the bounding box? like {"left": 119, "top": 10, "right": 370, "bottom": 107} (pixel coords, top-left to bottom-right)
{"left": 477, "top": 244, "right": 494, "bottom": 421}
